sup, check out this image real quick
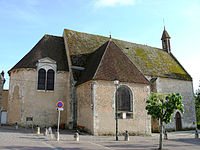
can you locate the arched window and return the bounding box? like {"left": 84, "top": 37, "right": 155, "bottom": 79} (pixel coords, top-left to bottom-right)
{"left": 47, "top": 69, "right": 55, "bottom": 90}
{"left": 117, "top": 86, "right": 132, "bottom": 112}
{"left": 37, "top": 68, "right": 55, "bottom": 91}
{"left": 37, "top": 69, "right": 46, "bottom": 90}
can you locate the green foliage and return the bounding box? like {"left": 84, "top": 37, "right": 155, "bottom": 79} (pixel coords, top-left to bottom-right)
{"left": 146, "top": 93, "right": 184, "bottom": 124}
{"left": 194, "top": 89, "right": 200, "bottom": 124}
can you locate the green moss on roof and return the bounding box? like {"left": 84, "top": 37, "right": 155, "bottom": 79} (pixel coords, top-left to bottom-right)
{"left": 65, "top": 29, "right": 192, "bottom": 81}
{"left": 65, "top": 29, "right": 109, "bottom": 55}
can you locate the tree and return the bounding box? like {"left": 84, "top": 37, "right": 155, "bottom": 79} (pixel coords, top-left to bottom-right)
{"left": 146, "top": 93, "right": 184, "bottom": 150}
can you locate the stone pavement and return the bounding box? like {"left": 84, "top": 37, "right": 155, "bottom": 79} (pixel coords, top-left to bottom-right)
{"left": 0, "top": 126, "right": 199, "bottom": 150}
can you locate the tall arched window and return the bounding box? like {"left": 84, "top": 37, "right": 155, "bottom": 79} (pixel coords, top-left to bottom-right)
{"left": 37, "top": 68, "right": 55, "bottom": 91}
{"left": 117, "top": 86, "right": 132, "bottom": 112}
{"left": 47, "top": 69, "right": 55, "bottom": 90}
{"left": 37, "top": 69, "right": 46, "bottom": 90}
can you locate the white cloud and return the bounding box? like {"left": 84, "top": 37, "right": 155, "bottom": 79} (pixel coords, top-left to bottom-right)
{"left": 95, "top": 0, "right": 135, "bottom": 8}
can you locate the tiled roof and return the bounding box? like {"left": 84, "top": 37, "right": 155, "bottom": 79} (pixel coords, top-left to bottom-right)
{"left": 9, "top": 35, "right": 69, "bottom": 72}
{"left": 65, "top": 29, "right": 192, "bottom": 81}
{"left": 76, "top": 41, "right": 109, "bottom": 85}
{"left": 77, "top": 40, "right": 149, "bottom": 85}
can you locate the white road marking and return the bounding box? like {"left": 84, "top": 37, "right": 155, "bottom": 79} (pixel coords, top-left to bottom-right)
{"left": 87, "top": 141, "right": 113, "bottom": 150}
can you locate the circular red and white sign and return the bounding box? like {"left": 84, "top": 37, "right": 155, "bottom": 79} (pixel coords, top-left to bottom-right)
{"left": 57, "top": 101, "right": 64, "bottom": 108}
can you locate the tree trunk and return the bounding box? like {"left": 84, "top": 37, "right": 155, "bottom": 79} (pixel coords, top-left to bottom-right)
{"left": 159, "top": 119, "right": 163, "bottom": 150}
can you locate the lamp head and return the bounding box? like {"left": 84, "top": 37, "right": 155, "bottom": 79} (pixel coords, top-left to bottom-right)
{"left": 114, "top": 78, "right": 119, "bottom": 86}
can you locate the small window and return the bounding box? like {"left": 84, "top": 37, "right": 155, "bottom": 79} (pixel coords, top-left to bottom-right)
{"left": 117, "top": 86, "right": 132, "bottom": 112}
{"left": 38, "top": 69, "right": 46, "bottom": 90}
{"left": 47, "top": 69, "right": 55, "bottom": 90}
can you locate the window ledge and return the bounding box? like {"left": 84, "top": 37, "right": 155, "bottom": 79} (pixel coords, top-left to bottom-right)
{"left": 36, "top": 90, "right": 55, "bottom": 92}
{"left": 117, "top": 112, "right": 133, "bottom": 119}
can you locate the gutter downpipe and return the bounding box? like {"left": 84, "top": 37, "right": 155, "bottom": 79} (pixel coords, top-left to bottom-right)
{"left": 91, "top": 81, "right": 97, "bottom": 135}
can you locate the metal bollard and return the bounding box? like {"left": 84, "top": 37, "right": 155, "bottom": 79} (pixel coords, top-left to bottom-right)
{"left": 56, "top": 132, "right": 60, "bottom": 141}
{"left": 48, "top": 127, "right": 53, "bottom": 139}
{"left": 36, "top": 125, "right": 40, "bottom": 135}
{"left": 124, "top": 130, "right": 129, "bottom": 141}
{"left": 15, "top": 122, "right": 18, "bottom": 130}
{"left": 74, "top": 131, "right": 79, "bottom": 141}
{"left": 44, "top": 127, "right": 48, "bottom": 136}
{"left": 195, "top": 128, "right": 199, "bottom": 139}
{"left": 164, "top": 130, "right": 168, "bottom": 140}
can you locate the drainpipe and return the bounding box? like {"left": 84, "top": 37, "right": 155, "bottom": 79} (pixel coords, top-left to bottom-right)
{"left": 91, "top": 81, "right": 97, "bottom": 135}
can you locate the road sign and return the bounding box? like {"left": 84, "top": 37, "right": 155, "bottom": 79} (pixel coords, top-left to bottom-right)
{"left": 57, "top": 101, "right": 64, "bottom": 108}
{"left": 56, "top": 101, "right": 64, "bottom": 141}
{"left": 56, "top": 108, "right": 64, "bottom": 111}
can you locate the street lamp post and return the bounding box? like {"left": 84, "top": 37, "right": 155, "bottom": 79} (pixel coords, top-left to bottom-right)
{"left": 114, "top": 78, "right": 119, "bottom": 141}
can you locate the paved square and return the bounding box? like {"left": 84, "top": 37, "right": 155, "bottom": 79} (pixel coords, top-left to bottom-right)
{"left": 0, "top": 126, "right": 199, "bottom": 150}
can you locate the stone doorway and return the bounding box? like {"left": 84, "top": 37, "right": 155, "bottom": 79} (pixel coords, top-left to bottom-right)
{"left": 175, "top": 112, "right": 182, "bottom": 131}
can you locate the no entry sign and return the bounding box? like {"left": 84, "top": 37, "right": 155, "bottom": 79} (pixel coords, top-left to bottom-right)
{"left": 57, "top": 101, "right": 64, "bottom": 108}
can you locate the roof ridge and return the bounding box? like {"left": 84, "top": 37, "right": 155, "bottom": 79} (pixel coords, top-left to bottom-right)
{"left": 43, "top": 34, "right": 63, "bottom": 38}
{"left": 66, "top": 29, "right": 192, "bottom": 81}
{"left": 64, "top": 29, "right": 161, "bottom": 50}
{"left": 93, "top": 40, "right": 110, "bottom": 79}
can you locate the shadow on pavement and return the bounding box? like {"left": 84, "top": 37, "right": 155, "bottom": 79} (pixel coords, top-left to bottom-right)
{"left": 105, "top": 144, "right": 158, "bottom": 149}
{"left": 168, "top": 138, "right": 200, "bottom": 146}
{"left": 0, "top": 146, "right": 54, "bottom": 150}
{"left": 0, "top": 126, "right": 34, "bottom": 134}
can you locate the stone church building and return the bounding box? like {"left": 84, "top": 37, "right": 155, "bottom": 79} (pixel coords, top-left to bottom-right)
{"left": 6, "top": 29, "right": 196, "bottom": 135}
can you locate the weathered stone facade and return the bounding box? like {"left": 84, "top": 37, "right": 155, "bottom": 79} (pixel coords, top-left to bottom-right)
{"left": 7, "top": 69, "right": 70, "bottom": 127}
{"left": 76, "top": 81, "right": 93, "bottom": 133}
{"left": 2, "top": 90, "right": 8, "bottom": 111}
{"left": 77, "top": 80, "right": 151, "bottom": 135}
{"left": 156, "top": 77, "right": 196, "bottom": 130}
{"left": 146, "top": 76, "right": 196, "bottom": 131}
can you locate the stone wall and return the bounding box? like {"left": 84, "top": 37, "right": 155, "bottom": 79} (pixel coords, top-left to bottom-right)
{"left": 2, "top": 90, "right": 8, "bottom": 111}
{"left": 156, "top": 77, "right": 196, "bottom": 130}
{"left": 77, "top": 80, "right": 151, "bottom": 135}
{"left": 7, "top": 69, "right": 70, "bottom": 127}
{"left": 76, "top": 81, "right": 93, "bottom": 133}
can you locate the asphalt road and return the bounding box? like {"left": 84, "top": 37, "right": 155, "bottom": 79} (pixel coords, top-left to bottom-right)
{"left": 0, "top": 126, "right": 199, "bottom": 150}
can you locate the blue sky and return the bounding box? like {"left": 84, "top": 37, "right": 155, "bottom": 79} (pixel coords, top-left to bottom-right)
{"left": 1, "top": 0, "right": 200, "bottom": 91}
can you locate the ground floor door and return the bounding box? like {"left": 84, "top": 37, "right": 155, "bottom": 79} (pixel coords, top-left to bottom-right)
{"left": 1, "top": 111, "right": 7, "bottom": 124}
{"left": 175, "top": 112, "right": 182, "bottom": 131}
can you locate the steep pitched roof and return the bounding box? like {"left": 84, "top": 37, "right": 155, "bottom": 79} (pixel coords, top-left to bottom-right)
{"left": 9, "top": 35, "right": 69, "bottom": 72}
{"left": 65, "top": 29, "right": 192, "bottom": 81}
{"left": 77, "top": 40, "right": 149, "bottom": 85}
{"left": 161, "top": 29, "right": 171, "bottom": 40}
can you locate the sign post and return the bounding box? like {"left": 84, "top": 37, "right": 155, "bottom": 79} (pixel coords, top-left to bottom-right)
{"left": 56, "top": 101, "right": 64, "bottom": 141}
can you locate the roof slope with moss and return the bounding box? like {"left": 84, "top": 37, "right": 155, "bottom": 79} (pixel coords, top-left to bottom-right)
{"left": 77, "top": 40, "right": 149, "bottom": 85}
{"left": 9, "top": 35, "right": 69, "bottom": 72}
{"left": 65, "top": 29, "right": 192, "bottom": 81}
